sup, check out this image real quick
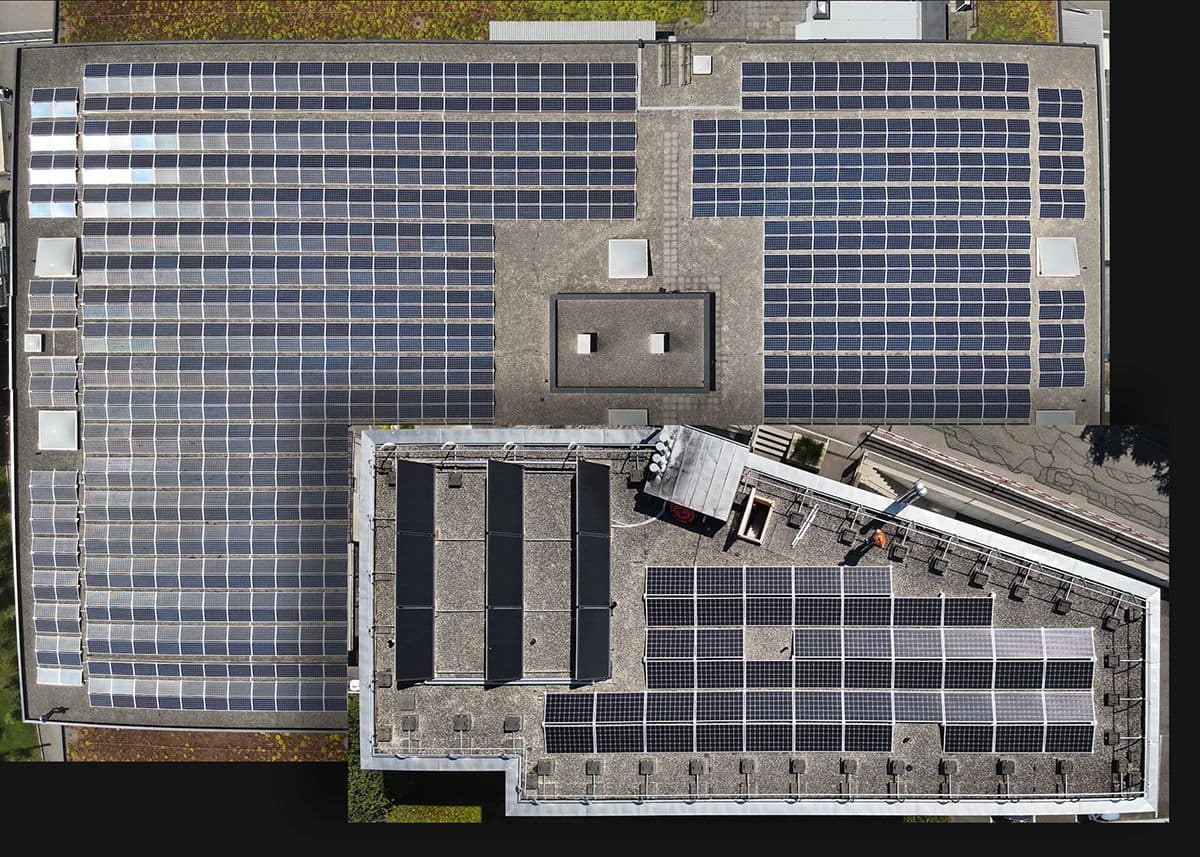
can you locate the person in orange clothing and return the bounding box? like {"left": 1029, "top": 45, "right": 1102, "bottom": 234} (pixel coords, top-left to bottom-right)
{"left": 869, "top": 529, "right": 888, "bottom": 548}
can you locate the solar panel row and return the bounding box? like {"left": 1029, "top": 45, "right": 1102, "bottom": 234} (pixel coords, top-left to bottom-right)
{"left": 1036, "top": 90, "right": 1087, "bottom": 219}
{"left": 83, "top": 95, "right": 638, "bottom": 113}
{"left": 695, "top": 186, "right": 1033, "bottom": 220}
{"left": 742, "top": 95, "right": 1030, "bottom": 111}
{"left": 27, "top": 90, "right": 78, "bottom": 218}
{"left": 87, "top": 677, "right": 345, "bottom": 711}
{"left": 81, "top": 186, "right": 637, "bottom": 222}
{"left": 643, "top": 659, "right": 1094, "bottom": 690}
{"left": 763, "top": 390, "right": 1032, "bottom": 422}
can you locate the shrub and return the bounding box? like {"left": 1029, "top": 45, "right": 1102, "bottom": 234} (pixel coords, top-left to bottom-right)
{"left": 59, "top": 1, "right": 707, "bottom": 43}
{"left": 787, "top": 435, "right": 826, "bottom": 470}
{"left": 347, "top": 695, "right": 392, "bottom": 823}
{"left": 972, "top": 0, "right": 1057, "bottom": 43}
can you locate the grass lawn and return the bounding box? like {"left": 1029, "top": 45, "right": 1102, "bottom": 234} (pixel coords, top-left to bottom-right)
{"left": 386, "top": 804, "right": 483, "bottom": 823}
{"left": 1, "top": 470, "right": 41, "bottom": 763}
{"left": 67, "top": 726, "right": 345, "bottom": 761}
{"left": 60, "top": 0, "right": 706, "bottom": 42}
{"left": 972, "top": 0, "right": 1057, "bottom": 43}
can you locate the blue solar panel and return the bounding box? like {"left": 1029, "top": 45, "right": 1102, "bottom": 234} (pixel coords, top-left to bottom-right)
{"left": 73, "top": 57, "right": 642, "bottom": 712}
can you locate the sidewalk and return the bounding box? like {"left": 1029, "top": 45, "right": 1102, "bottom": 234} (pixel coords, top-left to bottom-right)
{"left": 37, "top": 723, "right": 66, "bottom": 761}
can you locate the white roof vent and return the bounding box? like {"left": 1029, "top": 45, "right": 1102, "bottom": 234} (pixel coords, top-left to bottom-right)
{"left": 1037, "top": 237, "right": 1081, "bottom": 277}
{"left": 608, "top": 238, "right": 649, "bottom": 279}
{"left": 576, "top": 332, "right": 597, "bottom": 354}
{"left": 38, "top": 410, "right": 79, "bottom": 451}
{"left": 692, "top": 55, "right": 713, "bottom": 75}
{"left": 35, "top": 237, "right": 77, "bottom": 277}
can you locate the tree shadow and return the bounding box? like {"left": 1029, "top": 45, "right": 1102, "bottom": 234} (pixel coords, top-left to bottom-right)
{"left": 1079, "top": 425, "right": 1169, "bottom": 496}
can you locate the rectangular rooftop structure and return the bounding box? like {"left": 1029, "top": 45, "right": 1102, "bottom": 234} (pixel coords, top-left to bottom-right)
{"left": 489, "top": 20, "right": 657, "bottom": 41}
{"left": 37, "top": 410, "right": 78, "bottom": 451}
{"left": 551, "top": 293, "right": 713, "bottom": 393}
{"left": 608, "top": 238, "right": 650, "bottom": 279}
{"left": 34, "top": 237, "right": 77, "bottom": 277}
{"left": 357, "top": 427, "right": 1160, "bottom": 818}
{"left": 794, "top": 0, "right": 924, "bottom": 40}
{"left": 10, "top": 36, "right": 1107, "bottom": 730}
{"left": 642, "top": 426, "right": 748, "bottom": 521}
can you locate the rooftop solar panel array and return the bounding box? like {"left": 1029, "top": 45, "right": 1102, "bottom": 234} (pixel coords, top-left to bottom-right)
{"left": 61, "top": 57, "right": 639, "bottom": 714}
{"left": 544, "top": 566, "right": 1096, "bottom": 754}
{"left": 1036, "top": 90, "right": 1086, "bottom": 219}
{"left": 741, "top": 61, "right": 1030, "bottom": 112}
{"left": 28, "top": 90, "right": 79, "bottom": 218}
{"left": 691, "top": 113, "right": 1039, "bottom": 423}
{"left": 1038, "top": 289, "right": 1086, "bottom": 387}
{"left": 574, "top": 459, "right": 612, "bottom": 683}
{"left": 28, "top": 471, "right": 84, "bottom": 686}
{"left": 81, "top": 61, "right": 638, "bottom": 114}
{"left": 704, "top": 63, "right": 1093, "bottom": 423}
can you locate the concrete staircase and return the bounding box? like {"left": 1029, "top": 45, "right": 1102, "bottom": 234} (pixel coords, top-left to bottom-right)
{"left": 750, "top": 424, "right": 794, "bottom": 460}
{"left": 854, "top": 455, "right": 910, "bottom": 499}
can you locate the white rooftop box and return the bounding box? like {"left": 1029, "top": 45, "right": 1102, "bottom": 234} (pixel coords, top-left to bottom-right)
{"left": 795, "top": 0, "right": 923, "bottom": 39}
{"left": 692, "top": 55, "right": 712, "bottom": 75}
{"left": 24, "top": 333, "right": 44, "bottom": 353}
{"left": 1037, "top": 237, "right": 1081, "bottom": 277}
{"left": 34, "top": 237, "right": 77, "bottom": 277}
{"left": 576, "top": 332, "right": 597, "bottom": 354}
{"left": 650, "top": 332, "right": 669, "bottom": 354}
{"left": 38, "top": 410, "right": 79, "bottom": 451}
{"left": 608, "top": 238, "right": 649, "bottom": 279}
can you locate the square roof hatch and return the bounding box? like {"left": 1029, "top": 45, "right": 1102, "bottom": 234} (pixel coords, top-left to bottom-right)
{"left": 1037, "top": 237, "right": 1080, "bottom": 277}
{"left": 38, "top": 410, "right": 79, "bottom": 451}
{"left": 34, "top": 237, "right": 78, "bottom": 278}
{"left": 608, "top": 239, "right": 649, "bottom": 279}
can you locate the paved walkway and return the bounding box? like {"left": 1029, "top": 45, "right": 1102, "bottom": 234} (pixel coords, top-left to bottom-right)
{"left": 37, "top": 723, "right": 66, "bottom": 761}
{"left": 679, "top": 0, "right": 807, "bottom": 41}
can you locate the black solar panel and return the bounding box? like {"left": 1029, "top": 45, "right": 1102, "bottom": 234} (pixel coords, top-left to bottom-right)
{"left": 395, "top": 459, "right": 435, "bottom": 535}
{"left": 394, "top": 533, "right": 435, "bottom": 607}
{"left": 486, "top": 459, "right": 524, "bottom": 536}
{"left": 575, "top": 459, "right": 611, "bottom": 536}
{"left": 485, "top": 534, "right": 523, "bottom": 607}
{"left": 394, "top": 607, "right": 434, "bottom": 683}
{"left": 574, "top": 607, "right": 611, "bottom": 683}
{"left": 573, "top": 460, "right": 611, "bottom": 682}
{"left": 484, "top": 607, "right": 522, "bottom": 684}
{"left": 485, "top": 460, "right": 524, "bottom": 684}
{"left": 943, "top": 724, "right": 993, "bottom": 752}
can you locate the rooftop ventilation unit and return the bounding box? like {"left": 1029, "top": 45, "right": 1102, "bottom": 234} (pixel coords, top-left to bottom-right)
{"left": 37, "top": 410, "right": 78, "bottom": 451}
{"left": 34, "top": 237, "right": 77, "bottom": 277}
{"left": 1037, "top": 237, "right": 1081, "bottom": 277}
{"left": 608, "top": 238, "right": 649, "bottom": 279}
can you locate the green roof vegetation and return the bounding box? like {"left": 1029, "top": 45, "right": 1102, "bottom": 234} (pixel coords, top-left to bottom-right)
{"left": 347, "top": 694, "right": 484, "bottom": 822}
{"left": 386, "top": 804, "right": 483, "bottom": 823}
{"left": 60, "top": 0, "right": 706, "bottom": 43}
{"left": 2, "top": 469, "right": 41, "bottom": 762}
{"left": 347, "top": 694, "right": 392, "bottom": 822}
{"left": 787, "top": 435, "right": 826, "bottom": 471}
{"left": 971, "top": 0, "right": 1057, "bottom": 43}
